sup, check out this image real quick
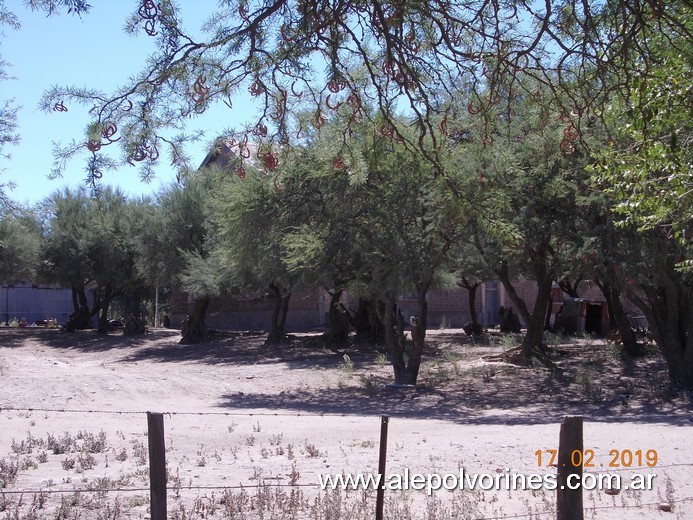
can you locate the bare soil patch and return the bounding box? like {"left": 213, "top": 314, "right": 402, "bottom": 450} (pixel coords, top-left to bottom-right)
{"left": 0, "top": 328, "right": 691, "bottom": 519}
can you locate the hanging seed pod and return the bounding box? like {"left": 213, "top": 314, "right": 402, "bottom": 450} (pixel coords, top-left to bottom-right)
{"left": 314, "top": 110, "right": 327, "bottom": 129}
{"left": 148, "top": 144, "right": 160, "bottom": 161}
{"left": 249, "top": 80, "right": 265, "bottom": 97}
{"left": 138, "top": 0, "right": 158, "bottom": 36}
{"left": 101, "top": 123, "right": 119, "bottom": 143}
{"left": 379, "top": 124, "right": 394, "bottom": 138}
{"left": 253, "top": 122, "right": 268, "bottom": 137}
{"left": 86, "top": 140, "right": 102, "bottom": 152}
{"left": 564, "top": 123, "right": 579, "bottom": 140}
{"left": 192, "top": 75, "right": 210, "bottom": 104}
{"left": 262, "top": 152, "right": 279, "bottom": 170}
{"left": 53, "top": 101, "right": 68, "bottom": 112}
{"left": 273, "top": 175, "right": 285, "bottom": 192}
{"left": 327, "top": 79, "right": 346, "bottom": 93}
{"left": 291, "top": 81, "right": 303, "bottom": 98}
{"left": 332, "top": 156, "right": 346, "bottom": 169}
{"left": 326, "top": 94, "right": 342, "bottom": 111}
{"left": 560, "top": 139, "right": 576, "bottom": 156}
{"left": 440, "top": 115, "right": 449, "bottom": 136}
{"left": 236, "top": 166, "right": 246, "bottom": 179}
{"left": 131, "top": 146, "right": 148, "bottom": 162}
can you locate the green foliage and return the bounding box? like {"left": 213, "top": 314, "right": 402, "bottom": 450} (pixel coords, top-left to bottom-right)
{"left": 19, "top": 0, "right": 686, "bottom": 194}
{"left": 38, "top": 187, "right": 155, "bottom": 329}
{"left": 593, "top": 6, "right": 692, "bottom": 246}
{"left": 137, "top": 175, "right": 212, "bottom": 290}
{"left": 0, "top": 206, "right": 41, "bottom": 283}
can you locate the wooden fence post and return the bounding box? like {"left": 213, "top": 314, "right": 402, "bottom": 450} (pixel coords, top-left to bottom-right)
{"left": 147, "top": 412, "right": 167, "bottom": 520}
{"left": 557, "top": 416, "right": 583, "bottom": 520}
{"left": 375, "top": 415, "right": 389, "bottom": 520}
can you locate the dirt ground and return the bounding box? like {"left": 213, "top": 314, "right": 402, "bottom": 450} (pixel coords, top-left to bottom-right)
{"left": 0, "top": 327, "right": 691, "bottom": 519}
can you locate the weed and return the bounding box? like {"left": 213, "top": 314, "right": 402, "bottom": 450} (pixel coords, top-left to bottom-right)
{"left": 576, "top": 369, "right": 603, "bottom": 402}
{"left": 20, "top": 457, "right": 37, "bottom": 470}
{"left": 289, "top": 462, "right": 301, "bottom": 485}
{"left": 375, "top": 353, "right": 387, "bottom": 366}
{"left": 442, "top": 349, "right": 460, "bottom": 375}
{"left": 497, "top": 334, "right": 519, "bottom": 351}
{"left": 270, "top": 433, "right": 284, "bottom": 446}
{"left": 0, "top": 458, "right": 19, "bottom": 488}
{"left": 340, "top": 354, "right": 354, "bottom": 375}
{"left": 252, "top": 420, "right": 262, "bottom": 432}
{"left": 130, "top": 440, "right": 147, "bottom": 466}
{"left": 114, "top": 448, "right": 127, "bottom": 462}
{"left": 78, "top": 430, "right": 108, "bottom": 453}
{"left": 359, "top": 375, "right": 377, "bottom": 395}
{"left": 304, "top": 442, "right": 322, "bottom": 458}
{"left": 12, "top": 432, "right": 41, "bottom": 455}
{"left": 96, "top": 498, "right": 121, "bottom": 520}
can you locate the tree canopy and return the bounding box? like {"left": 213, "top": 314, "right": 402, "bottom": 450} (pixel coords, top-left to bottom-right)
{"left": 10, "top": 0, "right": 683, "bottom": 193}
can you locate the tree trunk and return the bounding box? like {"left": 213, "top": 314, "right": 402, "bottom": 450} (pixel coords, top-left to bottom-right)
{"left": 380, "top": 294, "right": 428, "bottom": 386}
{"left": 520, "top": 277, "right": 553, "bottom": 357}
{"left": 124, "top": 291, "right": 147, "bottom": 335}
{"left": 459, "top": 278, "right": 482, "bottom": 335}
{"left": 266, "top": 283, "right": 290, "bottom": 346}
{"left": 596, "top": 279, "right": 642, "bottom": 356}
{"left": 629, "top": 277, "right": 693, "bottom": 388}
{"left": 179, "top": 296, "right": 209, "bottom": 344}
{"left": 497, "top": 267, "right": 552, "bottom": 359}
{"left": 326, "top": 289, "right": 350, "bottom": 344}
{"left": 66, "top": 286, "right": 91, "bottom": 331}
{"left": 351, "top": 298, "right": 384, "bottom": 342}
{"left": 95, "top": 285, "right": 116, "bottom": 334}
{"left": 97, "top": 303, "right": 110, "bottom": 334}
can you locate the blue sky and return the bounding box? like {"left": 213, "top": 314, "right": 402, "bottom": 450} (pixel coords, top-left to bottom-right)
{"left": 2, "top": 1, "right": 257, "bottom": 205}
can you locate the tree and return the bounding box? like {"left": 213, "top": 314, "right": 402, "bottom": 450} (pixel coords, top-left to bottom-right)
{"left": 203, "top": 161, "right": 297, "bottom": 345}
{"left": 279, "top": 149, "right": 362, "bottom": 345}
{"left": 593, "top": 9, "right": 692, "bottom": 254}
{"left": 39, "top": 187, "right": 152, "bottom": 333}
{"left": 26, "top": 1, "right": 687, "bottom": 195}
{"left": 333, "top": 118, "right": 460, "bottom": 384}
{"left": 137, "top": 175, "right": 212, "bottom": 342}
{"left": 592, "top": 15, "right": 693, "bottom": 385}
{"left": 0, "top": 205, "right": 41, "bottom": 285}
{"left": 448, "top": 81, "right": 592, "bottom": 360}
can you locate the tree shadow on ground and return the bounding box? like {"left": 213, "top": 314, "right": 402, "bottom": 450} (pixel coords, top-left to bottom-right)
{"left": 0, "top": 328, "right": 158, "bottom": 351}
{"left": 121, "top": 330, "right": 381, "bottom": 371}
{"left": 5, "top": 328, "right": 691, "bottom": 426}
{"left": 215, "top": 384, "right": 693, "bottom": 427}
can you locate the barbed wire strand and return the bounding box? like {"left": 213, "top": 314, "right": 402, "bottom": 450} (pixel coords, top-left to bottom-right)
{"left": 0, "top": 406, "right": 351, "bottom": 418}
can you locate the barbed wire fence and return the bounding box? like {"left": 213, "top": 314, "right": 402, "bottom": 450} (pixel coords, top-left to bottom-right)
{"left": 0, "top": 407, "right": 692, "bottom": 519}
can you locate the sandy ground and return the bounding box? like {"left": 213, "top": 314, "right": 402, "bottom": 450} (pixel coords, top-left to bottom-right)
{"left": 0, "top": 327, "right": 691, "bottom": 519}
